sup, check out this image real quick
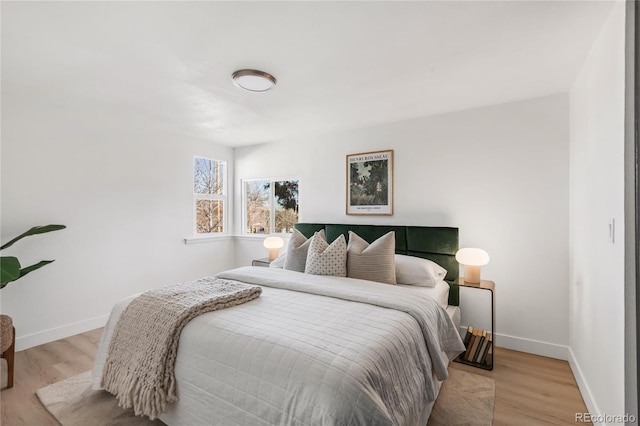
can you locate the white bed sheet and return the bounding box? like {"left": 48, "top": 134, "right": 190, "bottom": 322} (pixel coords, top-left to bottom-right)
{"left": 446, "top": 305, "right": 461, "bottom": 331}
{"left": 396, "top": 279, "right": 450, "bottom": 309}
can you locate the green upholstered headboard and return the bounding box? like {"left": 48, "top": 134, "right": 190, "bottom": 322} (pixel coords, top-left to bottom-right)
{"left": 293, "top": 223, "right": 460, "bottom": 306}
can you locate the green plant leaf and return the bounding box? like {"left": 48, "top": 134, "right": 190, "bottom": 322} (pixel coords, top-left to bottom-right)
{"left": 1, "top": 224, "right": 66, "bottom": 250}
{"left": 0, "top": 256, "right": 21, "bottom": 287}
{"left": 18, "top": 260, "right": 55, "bottom": 280}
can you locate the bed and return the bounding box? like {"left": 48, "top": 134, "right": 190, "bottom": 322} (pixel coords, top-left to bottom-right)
{"left": 92, "top": 224, "right": 465, "bottom": 425}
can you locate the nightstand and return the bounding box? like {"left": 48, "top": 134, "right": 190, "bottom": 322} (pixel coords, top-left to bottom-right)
{"left": 251, "top": 258, "right": 272, "bottom": 267}
{"left": 453, "top": 278, "right": 495, "bottom": 370}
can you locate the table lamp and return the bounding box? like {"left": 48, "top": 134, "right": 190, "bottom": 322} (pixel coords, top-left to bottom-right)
{"left": 263, "top": 237, "right": 284, "bottom": 261}
{"left": 455, "top": 248, "right": 490, "bottom": 284}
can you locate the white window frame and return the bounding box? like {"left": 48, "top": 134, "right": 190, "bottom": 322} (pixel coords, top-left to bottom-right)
{"left": 193, "top": 157, "right": 227, "bottom": 236}
{"left": 242, "top": 178, "right": 299, "bottom": 235}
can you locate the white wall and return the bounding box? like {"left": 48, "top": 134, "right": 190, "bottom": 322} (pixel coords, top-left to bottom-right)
{"left": 1, "top": 97, "right": 236, "bottom": 350}
{"left": 235, "top": 94, "right": 570, "bottom": 359}
{"left": 569, "top": 2, "right": 626, "bottom": 422}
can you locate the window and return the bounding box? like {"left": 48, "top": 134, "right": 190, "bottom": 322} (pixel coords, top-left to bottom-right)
{"left": 194, "top": 157, "right": 226, "bottom": 234}
{"left": 243, "top": 179, "right": 299, "bottom": 234}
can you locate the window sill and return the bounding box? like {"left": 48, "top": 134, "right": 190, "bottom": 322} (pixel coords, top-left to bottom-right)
{"left": 184, "top": 235, "right": 233, "bottom": 245}
{"left": 234, "top": 235, "right": 268, "bottom": 241}
{"left": 185, "top": 235, "right": 291, "bottom": 244}
{"left": 234, "top": 234, "right": 291, "bottom": 242}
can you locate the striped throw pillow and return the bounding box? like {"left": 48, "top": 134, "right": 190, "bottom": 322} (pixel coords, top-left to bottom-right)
{"left": 347, "top": 231, "right": 396, "bottom": 285}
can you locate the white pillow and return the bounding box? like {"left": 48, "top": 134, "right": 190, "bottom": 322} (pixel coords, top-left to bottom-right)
{"left": 269, "top": 252, "right": 286, "bottom": 268}
{"left": 394, "top": 254, "right": 447, "bottom": 287}
{"left": 305, "top": 233, "right": 347, "bottom": 277}
{"left": 347, "top": 231, "right": 396, "bottom": 285}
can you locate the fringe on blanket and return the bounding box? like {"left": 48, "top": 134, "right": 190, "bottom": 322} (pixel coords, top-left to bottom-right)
{"left": 101, "top": 277, "right": 261, "bottom": 420}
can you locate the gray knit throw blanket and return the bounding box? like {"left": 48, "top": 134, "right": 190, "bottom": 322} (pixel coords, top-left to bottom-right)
{"left": 101, "top": 277, "right": 262, "bottom": 420}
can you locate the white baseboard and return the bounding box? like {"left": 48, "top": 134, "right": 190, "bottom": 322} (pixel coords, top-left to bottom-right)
{"left": 458, "top": 326, "right": 568, "bottom": 360}
{"left": 568, "top": 347, "right": 603, "bottom": 425}
{"left": 15, "top": 314, "right": 109, "bottom": 352}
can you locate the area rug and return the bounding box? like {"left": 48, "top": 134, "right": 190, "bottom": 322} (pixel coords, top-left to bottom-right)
{"left": 37, "top": 368, "right": 494, "bottom": 426}
{"left": 428, "top": 368, "right": 495, "bottom": 426}
{"left": 36, "top": 371, "right": 165, "bottom": 426}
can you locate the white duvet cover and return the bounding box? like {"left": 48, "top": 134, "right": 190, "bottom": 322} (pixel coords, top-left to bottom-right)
{"left": 94, "top": 267, "right": 464, "bottom": 426}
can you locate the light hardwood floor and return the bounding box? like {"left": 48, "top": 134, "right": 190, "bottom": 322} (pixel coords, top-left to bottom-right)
{"left": 450, "top": 350, "right": 590, "bottom": 425}
{"left": 0, "top": 328, "right": 590, "bottom": 425}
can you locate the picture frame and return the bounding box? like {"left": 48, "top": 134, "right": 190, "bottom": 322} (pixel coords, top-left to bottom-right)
{"left": 346, "top": 149, "right": 393, "bottom": 215}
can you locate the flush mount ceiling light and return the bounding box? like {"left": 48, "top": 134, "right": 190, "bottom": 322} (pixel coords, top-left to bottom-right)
{"left": 231, "top": 69, "right": 277, "bottom": 92}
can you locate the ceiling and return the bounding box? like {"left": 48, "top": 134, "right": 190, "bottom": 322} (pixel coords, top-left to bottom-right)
{"left": 2, "top": 1, "right": 615, "bottom": 147}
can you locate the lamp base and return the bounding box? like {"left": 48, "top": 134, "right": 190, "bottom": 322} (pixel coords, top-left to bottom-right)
{"left": 268, "top": 248, "right": 279, "bottom": 261}
{"left": 463, "top": 265, "right": 481, "bottom": 284}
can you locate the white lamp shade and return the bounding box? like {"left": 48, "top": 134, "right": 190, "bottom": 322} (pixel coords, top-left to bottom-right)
{"left": 263, "top": 237, "right": 284, "bottom": 249}
{"left": 455, "top": 248, "right": 490, "bottom": 266}
{"left": 263, "top": 237, "right": 284, "bottom": 261}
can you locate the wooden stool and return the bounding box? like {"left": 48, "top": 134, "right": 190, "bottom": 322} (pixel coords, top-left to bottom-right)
{"left": 0, "top": 315, "right": 15, "bottom": 389}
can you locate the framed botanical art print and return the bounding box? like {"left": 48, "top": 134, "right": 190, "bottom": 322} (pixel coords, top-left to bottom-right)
{"left": 346, "top": 149, "right": 393, "bottom": 215}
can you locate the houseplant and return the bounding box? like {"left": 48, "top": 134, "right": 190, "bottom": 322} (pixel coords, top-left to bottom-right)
{"left": 1, "top": 224, "right": 66, "bottom": 288}
{"left": 0, "top": 224, "right": 65, "bottom": 388}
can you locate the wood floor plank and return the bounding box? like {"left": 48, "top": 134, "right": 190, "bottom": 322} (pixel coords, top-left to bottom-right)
{"left": 1, "top": 329, "right": 591, "bottom": 425}
{"left": 451, "top": 347, "right": 591, "bottom": 425}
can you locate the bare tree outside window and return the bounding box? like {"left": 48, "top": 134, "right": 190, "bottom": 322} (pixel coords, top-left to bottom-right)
{"left": 244, "top": 180, "right": 270, "bottom": 233}
{"left": 194, "top": 157, "right": 226, "bottom": 234}
{"left": 196, "top": 200, "right": 223, "bottom": 234}
{"left": 194, "top": 157, "right": 224, "bottom": 195}
{"left": 243, "top": 179, "right": 299, "bottom": 234}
